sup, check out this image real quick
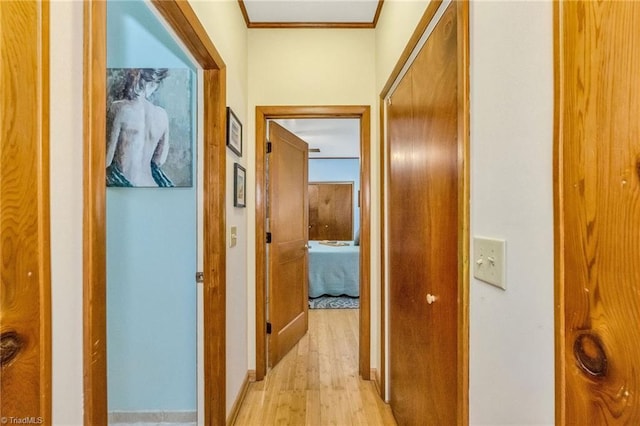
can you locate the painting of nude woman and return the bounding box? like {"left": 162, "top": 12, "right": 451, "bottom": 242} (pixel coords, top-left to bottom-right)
{"left": 106, "top": 68, "right": 193, "bottom": 187}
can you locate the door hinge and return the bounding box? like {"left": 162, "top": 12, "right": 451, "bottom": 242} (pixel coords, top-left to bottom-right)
{"left": 266, "top": 141, "right": 272, "bottom": 153}
{"left": 266, "top": 322, "right": 272, "bottom": 334}
{"left": 195, "top": 272, "right": 204, "bottom": 283}
{"left": 266, "top": 232, "right": 272, "bottom": 244}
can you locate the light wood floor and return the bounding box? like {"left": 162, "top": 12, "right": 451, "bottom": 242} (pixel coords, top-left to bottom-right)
{"left": 233, "top": 309, "right": 397, "bottom": 425}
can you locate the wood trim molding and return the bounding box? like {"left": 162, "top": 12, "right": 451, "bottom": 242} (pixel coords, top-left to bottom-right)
{"left": 552, "top": 3, "right": 565, "bottom": 424}
{"left": 255, "top": 105, "right": 371, "bottom": 381}
{"left": 0, "top": 0, "right": 51, "bottom": 419}
{"left": 202, "top": 67, "right": 227, "bottom": 426}
{"left": 247, "top": 22, "right": 377, "bottom": 29}
{"left": 254, "top": 108, "right": 267, "bottom": 380}
{"left": 378, "top": 96, "right": 387, "bottom": 400}
{"left": 83, "top": 2, "right": 108, "bottom": 424}
{"left": 83, "top": 2, "right": 227, "bottom": 425}
{"left": 238, "top": 0, "right": 383, "bottom": 29}
{"left": 372, "top": 0, "right": 385, "bottom": 28}
{"left": 151, "top": 0, "right": 224, "bottom": 69}
{"left": 237, "top": 0, "right": 251, "bottom": 27}
{"left": 358, "top": 106, "right": 372, "bottom": 381}
{"left": 41, "top": 2, "right": 53, "bottom": 419}
{"left": 310, "top": 156, "right": 360, "bottom": 160}
{"left": 456, "top": 2, "right": 471, "bottom": 424}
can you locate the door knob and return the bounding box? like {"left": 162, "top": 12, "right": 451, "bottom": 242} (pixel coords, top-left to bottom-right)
{"left": 426, "top": 294, "right": 437, "bottom": 304}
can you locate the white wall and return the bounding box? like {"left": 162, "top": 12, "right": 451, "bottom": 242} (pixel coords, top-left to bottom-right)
{"left": 188, "top": 0, "right": 249, "bottom": 417}
{"left": 50, "top": 2, "right": 84, "bottom": 424}
{"left": 469, "top": 2, "right": 554, "bottom": 424}
{"left": 246, "top": 28, "right": 379, "bottom": 369}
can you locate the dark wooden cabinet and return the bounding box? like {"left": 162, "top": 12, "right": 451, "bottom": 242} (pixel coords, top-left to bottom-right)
{"left": 308, "top": 182, "right": 353, "bottom": 241}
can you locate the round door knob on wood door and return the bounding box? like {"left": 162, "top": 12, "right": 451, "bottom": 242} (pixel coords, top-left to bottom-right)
{"left": 426, "top": 294, "right": 437, "bottom": 304}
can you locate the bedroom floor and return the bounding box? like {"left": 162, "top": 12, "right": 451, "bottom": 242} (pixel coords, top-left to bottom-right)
{"left": 233, "top": 309, "right": 397, "bottom": 425}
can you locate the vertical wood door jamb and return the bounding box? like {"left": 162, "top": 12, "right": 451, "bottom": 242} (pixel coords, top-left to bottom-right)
{"left": 0, "top": 0, "right": 52, "bottom": 420}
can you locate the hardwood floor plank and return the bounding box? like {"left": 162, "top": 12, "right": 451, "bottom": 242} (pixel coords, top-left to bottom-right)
{"left": 305, "top": 390, "right": 322, "bottom": 426}
{"left": 234, "top": 309, "right": 396, "bottom": 425}
{"left": 346, "top": 385, "right": 368, "bottom": 424}
{"left": 233, "top": 389, "right": 257, "bottom": 425}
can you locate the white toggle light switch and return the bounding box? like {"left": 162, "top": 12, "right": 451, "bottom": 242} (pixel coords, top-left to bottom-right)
{"left": 473, "top": 237, "right": 506, "bottom": 290}
{"left": 229, "top": 226, "right": 238, "bottom": 248}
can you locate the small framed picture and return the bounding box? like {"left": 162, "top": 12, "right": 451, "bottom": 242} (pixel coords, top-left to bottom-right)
{"left": 234, "top": 163, "right": 246, "bottom": 208}
{"left": 226, "top": 107, "right": 242, "bottom": 157}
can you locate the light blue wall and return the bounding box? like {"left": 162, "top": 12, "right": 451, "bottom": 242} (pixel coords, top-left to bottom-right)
{"left": 308, "top": 159, "right": 360, "bottom": 237}
{"left": 106, "top": 0, "right": 197, "bottom": 412}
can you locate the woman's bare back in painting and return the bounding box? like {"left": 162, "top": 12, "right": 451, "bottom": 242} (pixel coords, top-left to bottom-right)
{"left": 106, "top": 98, "right": 169, "bottom": 186}
{"left": 106, "top": 68, "right": 173, "bottom": 187}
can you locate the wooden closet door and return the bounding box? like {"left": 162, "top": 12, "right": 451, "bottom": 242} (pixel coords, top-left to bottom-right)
{"left": 0, "top": 1, "right": 51, "bottom": 420}
{"left": 308, "top": 183, "right": 353, "bottom": 241}
{"left": 555, "top": 2, "right": 640, "bottom": 423}
{"left": 387, "top": 3, "right": 459, "bottom": 425}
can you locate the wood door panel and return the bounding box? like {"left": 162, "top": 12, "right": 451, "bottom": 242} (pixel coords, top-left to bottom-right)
{"left": 272, "top": 241, "right": 306, "bottom": 323}
{"left": 308, "top": 184, "right": 320, "bottom": 238}
{"left": 308, "top": 183, "right": 353, "bottom": 241}
{"left": 268, "top": 122, "right": 309, "bottom": 368}
{"left": 556, "top": 2, "right": 640, "bottom": 423}
{"left": 0, "top": 0, "right": 51, "bottom": 420}
{"left": 388, "top": 4, "right": 458, "bottom": 425}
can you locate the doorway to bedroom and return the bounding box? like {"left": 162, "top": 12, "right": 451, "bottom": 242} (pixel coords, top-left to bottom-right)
{"left": 255, "top": 106, "right": 372, "bottom": 382}
{"left": 275, "top": 118, "right": 361, "bottom": 311}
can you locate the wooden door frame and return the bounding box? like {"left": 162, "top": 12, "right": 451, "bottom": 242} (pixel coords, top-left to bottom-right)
{"left": 0, "top": 1, "right": 51, "bottom": 419}
{"left": 255, "top": 105, "right": 371, "bottom": 381}
{"left": 553, "top": 5, "right": 564, "bottom": 423}
{"left": 378, "top": 0, "right": 469, "bottom": 421}
{"left": 83, "top": 2, "right": 227, "bottom": 425}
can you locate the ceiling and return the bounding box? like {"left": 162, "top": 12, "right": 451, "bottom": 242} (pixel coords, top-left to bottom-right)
{"left": 238, "top": 0, "right": 384, "bottom": 28}
{"left": 273, "top": 118, "right": 360, "bottom": 158}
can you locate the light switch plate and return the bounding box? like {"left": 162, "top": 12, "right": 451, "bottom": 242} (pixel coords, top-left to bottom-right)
{"left": 473, "top": 237, "right": 506, "bottom": 290}
{"left": 229, "top": 225, "right": 238, "bottom": 248}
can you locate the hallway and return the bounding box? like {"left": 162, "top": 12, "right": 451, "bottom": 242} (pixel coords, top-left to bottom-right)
{"left": 234, "top": 309, "right": 396, "bottom": 425}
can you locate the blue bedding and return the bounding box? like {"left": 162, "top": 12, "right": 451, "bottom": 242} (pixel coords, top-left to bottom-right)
{"left": 308, "top": 241, "right": 359, "bottom": 298}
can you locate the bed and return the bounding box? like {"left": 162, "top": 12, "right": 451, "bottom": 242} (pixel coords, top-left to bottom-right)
{"left": 308, "top": 240, "right": 359, "bottom": 298}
